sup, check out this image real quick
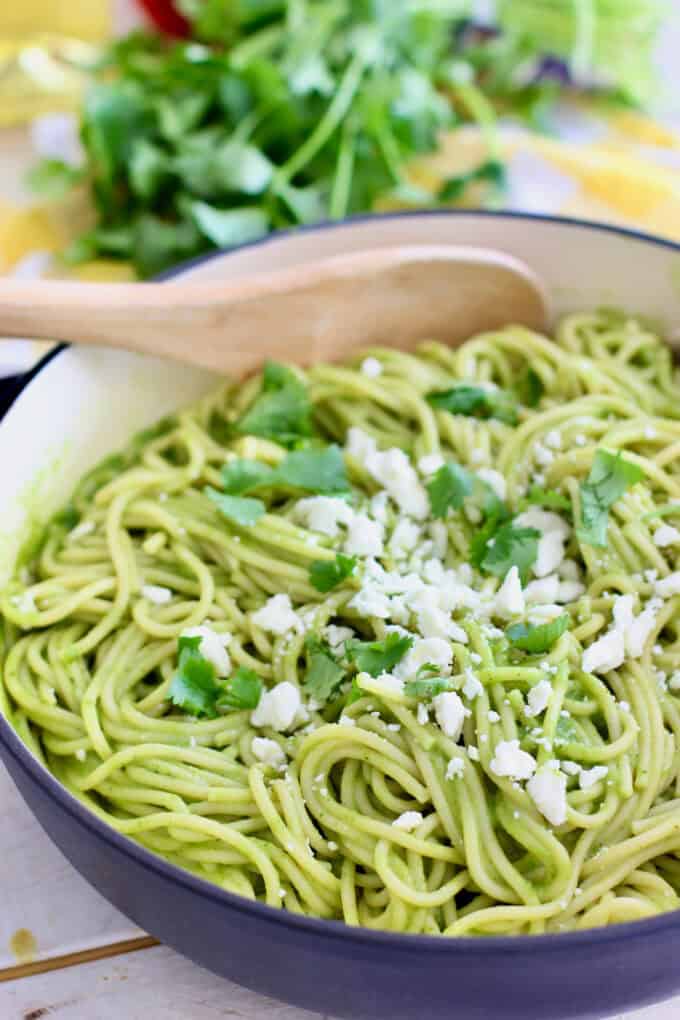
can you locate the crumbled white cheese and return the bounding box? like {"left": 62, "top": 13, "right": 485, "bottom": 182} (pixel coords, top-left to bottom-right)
{"left": 579, "top": 765, "right": 608, "bottom": 790}
{"left": 582, "top": 628, "right": 625, "bottom": 675}
{"left": 533, "top": 442, "right": 554, "bottom": 468}
{"left": 344, "top": 513, "right": 384, "bottom": 557}
{"left": 557, "top": 580, "right": 586, "bottom": 603}
{"left": 252, "top": 736, "right": 287, "bottom": 767}
{"left": 142, "top": 584, "right": 173, "bottom": 605}
{"left": 527, "top": 767, "right": 567, "bottom": 826}
{"left": 337, "top": 714, "right": 356, "bottom": 727}
{"left": 477, "top": 467, "right": 507, "bottom": 502}
{"left": 525, "top": 679, "right": 552, "bottom": 718}
{"left": 487, "top": 710, "right": 500, "bottom": 723}
{"left": 11, "top": 592, "right": 36, "bottom": 614}
{"left": 181, "top": 625, "right": 231, "bottom": 675}
{"left": 655, "top": 572, "right": 680, "bottom": 598}
{"left": 545, "top": 430, "right": 562, "bottom": 450}
{"left": 293, "top": 496, "right": 354, "bottom": 537}
{"left": 251, "top": 594, "right": 302, "bottom": 636}
{"left": 75, "top": 748, "right": 86, "bottom": 762}
{"left": 445, "top": 758, "right": 465, "bottom": 780}
{"left": 525, "top": 575, "right": 560, "bottom": 605}
{"left": 468, "top": 745, "right": 480, "bottom": 761}
{"left": 360, "top": 357, "right": 383, "bottom": 378}
{"left": 251, "top": 682, "right": 305, "bottom": 732}
{"left": 654, "top": 524, "right": 680, "bottom": 548}
{"left": 417, "top": 702, "right": 429, "bottom": 725}
{"left": 559, "top": 559, "right": 580, "bottom": 581}
{"left": 396, "top": 637, "right": 453, "bottom": 680}
{"left": 389, "top": 518, "right": 421, "bottom": 558}
{"left": 463, "top": 667, "right": 483, "bottom": 700}
{"left": 324, "top": 624, "right": 354, "bottom": 655}
{"left": 392, "top": 811, "right": 423, "bottom": 832}
{"left": 490, "top": 739, "right": 537, "bottom": 780}
{"left": 348, "top": 429, "right": 428, "bottom": 519}
{"left": 561, "top": 760, "right": 582, "bottom": 776}
{"left": 432, "top": 691, "right": 469, "bottom": 740}
{"left": 418, "top": 453, "right": 445, "bottom": 477}
{"left": 494, "top": 565, "right": 525, "bottom": 618}
{"left": 625, "top": 603, "right": 659, "bottom": 658}
{"left": 670, "top": 671, "right": 680, "bottom": 692}
{"left": 369, "top": 490, "right": 390, "bottom": 523}
{"left": 516, "top": 509, "right": 570, "bottom": 577}
{"left": 428, "top": 520, "right": 448, "bottom": 560}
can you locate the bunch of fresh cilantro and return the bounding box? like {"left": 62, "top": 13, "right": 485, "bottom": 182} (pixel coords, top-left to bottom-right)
{"left": 31, "top": 0, "right": 508, "bottom": 277}
{"left": 31, "top": 0, "right": 664, "bottom": 277}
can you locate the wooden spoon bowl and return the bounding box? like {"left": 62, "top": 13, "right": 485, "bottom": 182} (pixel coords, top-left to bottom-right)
{"left": 0, "top": 245, "right": 548, "bottom": 375}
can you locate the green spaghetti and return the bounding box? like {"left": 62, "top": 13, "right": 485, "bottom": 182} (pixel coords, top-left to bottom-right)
{"left": 3, "top": 308, "right": 680, "bottom": 935}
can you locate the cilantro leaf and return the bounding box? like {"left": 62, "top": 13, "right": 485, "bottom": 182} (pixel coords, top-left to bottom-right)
{"left": 234, "top": 361, "right": 313, "bottom": 446}
{"left": 274, "top": 446, "right": 349, "bottom": 494}
{"left": 427, "top": 462, "right": 473, "bottom": 519}
{"left": 479, "top": 523, "right": 540, "bottom": 584}
{"left": 427, "top": 384, "right": 518, "bottom": 426}
{"left": 221, "top": 447, "right": 349, "bottom": 499}
{"left": 170, "top": 638, "right": 262, "bottom": 717}
{"left": 27, "top": 159, "right": 84, "bottom": 199}
{"left": 188, "top": 201, "right": 270, "bottom": 248}
{"left": 169, "top": 635, "right": 219, "bottom": 716}
{"left": 404, "top": 675, "right": 453, "bottom": 698}
{"left": 523, "top": 487, "right": 572, "bottom": 513}
{"left": 346, "top": 632, "right": 414, "bottom": 677}
{"left": 578, "top": 450, "right": 644, "bottom": 547}
{"left": 215, "top": 666, "right": 263, "bottom": 711}
{"left": 517, "top": 367, "right": 544, "bottom": 408}
{"left": 506, "top": 614, "right": 570, "bottom": 653}
{"left": 206, "top": 487, "right": 266, "bottom": 526}
{"left": 221, "top": 459, "right": 274, "bottom": 495}
{"left": 303, "top": 637, "right": 346, "bottom": 705}
{"left": 309, "top": 554, "right": 357, "bottom": 593}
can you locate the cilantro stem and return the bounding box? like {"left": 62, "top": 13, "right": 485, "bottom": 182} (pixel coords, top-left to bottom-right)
{"left": 449, "top": 81, "right": 500, "bottom": 160}
{"left": 229, "top": 24, "right": 285, "bottom": 69}
{"left": 329, "top": 121, "right": 357, "bottom": 220}
{"left": 277, "top": 50, "right": 366, "bottom": 184}
{"left": 375, "top": 119, "right": 405, "bottom": 185}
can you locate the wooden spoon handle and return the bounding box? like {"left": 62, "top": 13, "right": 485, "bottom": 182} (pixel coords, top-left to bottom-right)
{"left": 0, "top": 246, "right": 547, "bottom": 375}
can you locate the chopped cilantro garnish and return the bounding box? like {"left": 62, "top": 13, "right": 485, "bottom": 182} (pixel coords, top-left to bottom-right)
{"left": 216, "top": 667, "right": 263, "bottom": 711}
{"left": 303, "top": 637, "right": 346, "bottom": 705}
{"left": 477, "top": 523, "right": 540, "bottom": 584}
{"left": 506, "top": 614, "right": 570, "bottom": 653}
{"left": 309, "top": 554, "right": 357, "bottom": 593}
{"left": 346, "top": 632, "right": 413, "bottom": 677}
{"left": 170, "top": 637, "right": 262, "bottom": 717}
{"left": 234, "top": 361, "right": 313, "bottom": 446}
{"left": 427, "top": 462, "right": 473, "bottom": 519}
{"left": 205, "top": 488, "right": 266, "bottom": 526}
{"left": 578, "top": 449, "right": 644, "bottom": 547}
{"left": 427, "top": 384, "right": 518, "bottom": 426}
{"left": 274, "top": 446, "right": 349, "bottom": 494}
{"left": 221, "top": 459, "right": 274, "bottom": 495}
{"left": 404, "top": 676, "right": 453, "bottom": 698}
{"left": 523, "top": 487, "right": 572, "bottom": 513}
{"left": 220, "top": 445, "right": 349, "bottom": 497}
{"left": 169, "top": 635, "right": 219, "bottom": 716}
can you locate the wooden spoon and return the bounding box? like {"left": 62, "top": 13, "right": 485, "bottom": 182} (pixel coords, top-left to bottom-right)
{"left": 0, "top": 245, "right": 547, "bottom": 375}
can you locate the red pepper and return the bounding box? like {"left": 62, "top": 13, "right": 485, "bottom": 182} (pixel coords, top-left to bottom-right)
{"left": 136, "top": 0, "right": 190, "bottom": 37}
